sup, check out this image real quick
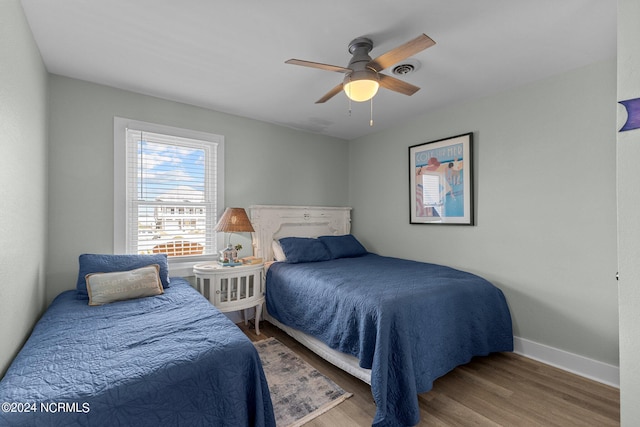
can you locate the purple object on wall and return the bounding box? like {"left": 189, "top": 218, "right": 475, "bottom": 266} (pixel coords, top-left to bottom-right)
{"left": 619, "top": 98, "right": 640, "bottom": 132}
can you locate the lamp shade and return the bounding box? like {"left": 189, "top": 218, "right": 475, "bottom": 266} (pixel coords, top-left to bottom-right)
{"left": 343, "top": 69, "right": 379, "bottom": 102}
{"left": 214, "top": 208, "right": 255, "bottom": 233}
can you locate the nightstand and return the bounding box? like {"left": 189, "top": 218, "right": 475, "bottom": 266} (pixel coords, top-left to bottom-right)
{"left": 193, "top": 262, "right": 265, "bottom": 335}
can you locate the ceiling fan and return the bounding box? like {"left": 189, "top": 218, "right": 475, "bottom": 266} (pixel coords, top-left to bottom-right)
{"left": 285, "top": 34, "right": 435, "bottom": 104}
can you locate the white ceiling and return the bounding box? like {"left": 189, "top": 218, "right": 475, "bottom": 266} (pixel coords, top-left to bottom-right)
{"left": 20, "top": 0, "right": 616, "bottom": 141}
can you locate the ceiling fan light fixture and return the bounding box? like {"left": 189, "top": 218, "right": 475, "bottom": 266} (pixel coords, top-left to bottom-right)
{"left": 343, "top": 69, "right": 379, "bottom": 102}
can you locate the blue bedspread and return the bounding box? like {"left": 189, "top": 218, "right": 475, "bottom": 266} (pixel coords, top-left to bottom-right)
{"left": 0, "top": 278, "right": 275, "bottom": 427}
{"left": 266, "top": 254, "right": 513, "bottom": 427}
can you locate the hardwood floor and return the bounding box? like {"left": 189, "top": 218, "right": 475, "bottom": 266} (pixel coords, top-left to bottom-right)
{"left": 241, "top": 321, "right": 620, "bottom": 427}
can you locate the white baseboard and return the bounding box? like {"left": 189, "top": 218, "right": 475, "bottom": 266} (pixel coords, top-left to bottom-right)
{"left": 513, "top": 336, "right": 619, "bottom": 388}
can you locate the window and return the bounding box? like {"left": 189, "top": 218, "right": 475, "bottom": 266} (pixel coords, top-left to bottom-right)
{"left": 421, "top": 172, "right": 445, "bottom": 218}
{"left": 114, "top": 118, "right": 224, "bottom": 263}
{"left": 421, "top": 172, "right": 444, "bottom": 207}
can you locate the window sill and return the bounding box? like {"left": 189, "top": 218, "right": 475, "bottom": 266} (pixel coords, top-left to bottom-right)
{"left": 168, "top": 255, "right": 217, "bottom": 277}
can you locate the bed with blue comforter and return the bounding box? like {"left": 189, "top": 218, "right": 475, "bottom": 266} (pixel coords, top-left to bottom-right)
{"left": 0, "top": 277, "right": 275, "bottom": 427}
{"left": 266, "top": 251, "right": 513, "bottom": 427}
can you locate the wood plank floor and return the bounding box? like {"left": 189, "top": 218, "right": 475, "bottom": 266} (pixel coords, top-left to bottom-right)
{"left": 241, "top": 321, "right": 619, "bottom": 427}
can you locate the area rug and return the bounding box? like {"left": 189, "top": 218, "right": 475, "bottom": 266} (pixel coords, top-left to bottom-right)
{"left": 254, "top": 337, "right": 353, "bottom": 427}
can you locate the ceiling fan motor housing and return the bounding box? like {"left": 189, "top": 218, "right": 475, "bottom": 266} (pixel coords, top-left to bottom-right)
{"left": 344, "top": 37, "right": 379, "bottom": 89}
{"left": 347, "top": 37, "right": 376, "bottom": 73}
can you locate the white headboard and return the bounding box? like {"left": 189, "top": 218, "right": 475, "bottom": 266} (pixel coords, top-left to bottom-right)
{"left": 250, "top": 205, "right": 352, "bottom": 261}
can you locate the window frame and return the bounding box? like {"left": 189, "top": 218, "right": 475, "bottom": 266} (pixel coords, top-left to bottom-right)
{"left": 114, "top": 117, "right": 224, "bottom": 275}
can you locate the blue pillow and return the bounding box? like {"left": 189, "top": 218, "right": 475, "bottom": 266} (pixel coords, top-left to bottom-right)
{"left": 318, "top": 234, "right": 368, "bottom": 259}
{"left": 76, "top": 253, "right": 170, "bottom": 299}
{"left": 278, "top": 237, "right": 331, "bottom": 264}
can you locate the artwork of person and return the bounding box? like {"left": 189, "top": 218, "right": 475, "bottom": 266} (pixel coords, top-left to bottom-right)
{"left": 446, "top": 162, "right": 454, "bottom": 184}
{"left": 451, "top": 158, "right": 462, "bottom": 185}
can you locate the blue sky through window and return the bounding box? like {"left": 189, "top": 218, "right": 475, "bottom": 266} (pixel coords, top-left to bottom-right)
{"left": 137, "top": 140, "right": 206, "bottom": 202}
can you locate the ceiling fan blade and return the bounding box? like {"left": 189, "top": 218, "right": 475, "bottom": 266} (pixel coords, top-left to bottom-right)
{"left": 368, "top": 34, "right": 435, "bottom": 72}
{"left": 315, "top": 83, "right": 344, "bottom": 104}
{"left": 378, "top": 74, "right": 420, "bottom": 96}
{"left": 285, "top": 59, "right": 351, "bottom": 73}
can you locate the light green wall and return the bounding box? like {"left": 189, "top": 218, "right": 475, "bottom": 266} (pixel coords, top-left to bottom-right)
{"left": 349, "top": 59, "right": 618, "bottom": 366}
{"left": 46, "top": 75, "right": 349, "bottom": 301}
{"left": 0, "top": 1, "right": 48, "bottom": 376}
{"left": 617, "top": 0, "right": 640, "bottom": 422}
{"left": 1, "top": 0, "right": 623, "bottom": 388}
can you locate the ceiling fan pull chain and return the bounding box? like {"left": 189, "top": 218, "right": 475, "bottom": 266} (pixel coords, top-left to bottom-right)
{"left": 370, "top": 98, "right": 374, "bottom": 127}
{"left": 348, "top": 97, "right": 352, "bottom": 117}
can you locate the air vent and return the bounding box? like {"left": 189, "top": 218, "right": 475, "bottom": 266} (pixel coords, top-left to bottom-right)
{"left": 393, "top": 64, "right": 414, "bottom": 75}
{"left": 391, "top": 59, "right": 421, "bottom": 76}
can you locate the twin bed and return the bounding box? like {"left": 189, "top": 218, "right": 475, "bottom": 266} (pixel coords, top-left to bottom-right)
{"left": 0, "top": 205, "right": 513, "bottom": 427}
{"left": 0, "top": 255, "right": 275, "bottom": 427}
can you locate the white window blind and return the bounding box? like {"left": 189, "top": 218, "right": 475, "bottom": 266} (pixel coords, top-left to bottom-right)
{"left": 124, "top": 128, "right": 218, "bottom": 257}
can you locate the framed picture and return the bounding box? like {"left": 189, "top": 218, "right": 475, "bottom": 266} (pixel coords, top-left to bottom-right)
{"left": 409, "top": 132, "right": 474, "bottom": 225}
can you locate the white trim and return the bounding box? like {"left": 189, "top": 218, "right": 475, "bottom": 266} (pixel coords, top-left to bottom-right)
{"left": 113, "top": 117, "right": 225, "bottom": 265}
{"left": 513, "top": 336, "right": 619, "bottom": 388}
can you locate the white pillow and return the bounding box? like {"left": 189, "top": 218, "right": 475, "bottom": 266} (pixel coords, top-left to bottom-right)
{"left": 86, "top": 264, "right": 164, "bottom": 306}
{"left": 272, "top": 240, "right": 286, "bottom": 262}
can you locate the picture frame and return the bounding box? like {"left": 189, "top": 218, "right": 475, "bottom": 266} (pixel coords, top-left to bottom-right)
{"left": 409, "top": 132, "right": 474, "bottom": 225}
